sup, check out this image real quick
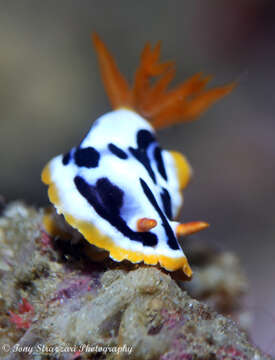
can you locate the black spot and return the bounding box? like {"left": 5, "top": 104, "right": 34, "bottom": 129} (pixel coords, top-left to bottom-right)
{"left": 74, "top": 147, "right": 100, "bottom": 168}
{"left": 74, "top": 176, "right": 158, "bottom": 247}
{"left": 140, "top": 178, "right": 179, "bottom": 250}
{"left": 62, "top": 152, "right": 71, "bottom": 165}
{"left": 129, "top": 129, "right": 156, "bottom": 183}
{"left": 108, "top": 143, "right": 128, "bottom": 159}
{"left": 137, "top": 130, "right": 156, "bottom": 149}
{"left": 160, "top": 188, "right": 172, "bottom": 220}
{"left": 154, "top": 146, "right": 167, "bottom": 181}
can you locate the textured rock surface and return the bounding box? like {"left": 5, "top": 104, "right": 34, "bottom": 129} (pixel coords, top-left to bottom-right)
{"left": 0, "top": 202, "right": 272, "bottom": 360}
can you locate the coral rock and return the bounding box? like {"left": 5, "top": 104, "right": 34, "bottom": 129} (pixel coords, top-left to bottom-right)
{"left": 0, "top": 203, "right": 272, "bottom": 360}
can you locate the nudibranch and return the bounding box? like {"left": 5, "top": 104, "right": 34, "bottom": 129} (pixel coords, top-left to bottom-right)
{"left": 42, "top": 33, "right": 234, "bottom": 278}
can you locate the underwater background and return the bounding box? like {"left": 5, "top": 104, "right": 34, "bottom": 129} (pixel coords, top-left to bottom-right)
{"left": 1, "top": 0, "right": 275, "bottom": 354}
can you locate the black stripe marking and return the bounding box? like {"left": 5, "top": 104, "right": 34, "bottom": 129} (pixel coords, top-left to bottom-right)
{"left": 154, "top": 146, "right": 168, "bottom": 181}
{"left": 108, "top": 143, "right": 128, "bottom": 159}
{"left": 160, "top": 188, "right": 172, "bottom": 220}
{"left": 74, "top": 176, "right": 158, "bottom": 247}
{"left": 74, "top": 147, "right": 100, "bottom": 168}
{"left": 129, "top": 130, "right": 156, "bottom": 183}
{"left": 139, "top": 178, "right": 179, "bottom": 250}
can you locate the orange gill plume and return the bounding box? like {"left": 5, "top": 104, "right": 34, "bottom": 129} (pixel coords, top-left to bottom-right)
{"left": 92, "top": 32, "right": 235, "bottom": 129}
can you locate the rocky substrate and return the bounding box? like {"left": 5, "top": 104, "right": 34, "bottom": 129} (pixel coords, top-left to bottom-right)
{"left": 0, "top": 202, "right": 272, "bottom": 359}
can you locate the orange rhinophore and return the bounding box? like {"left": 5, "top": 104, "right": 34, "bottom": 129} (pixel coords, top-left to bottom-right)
{"left": 176, "top": 222, "right": 210, "bottom": 237}
{"left": 137, "top": 218, "right": 158, "bottom": 232}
